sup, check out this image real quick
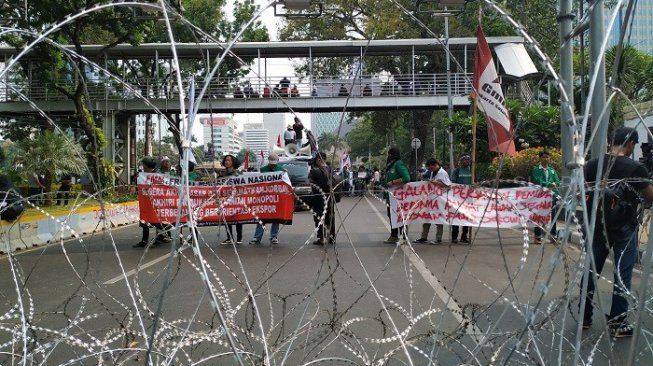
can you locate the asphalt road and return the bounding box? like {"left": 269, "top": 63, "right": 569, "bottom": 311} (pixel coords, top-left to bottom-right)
{"left": 1, "top": 194, "right": 651, "bottom": 365}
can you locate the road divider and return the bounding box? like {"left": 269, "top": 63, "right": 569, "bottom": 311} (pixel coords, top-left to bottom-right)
{"left": 0, "top": 202, "right": 140, "bottom": 254}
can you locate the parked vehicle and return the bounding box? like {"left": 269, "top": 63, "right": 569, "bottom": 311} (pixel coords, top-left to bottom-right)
{"left": 279, "top": 156, "right": 312, "bottom": 211}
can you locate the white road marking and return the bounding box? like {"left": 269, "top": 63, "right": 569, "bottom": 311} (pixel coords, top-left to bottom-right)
{"left": 103, "top": 246, "right": 188, "bottom": 285}
{"left": 364, "top": 196, "right": 483, "bottom": 338}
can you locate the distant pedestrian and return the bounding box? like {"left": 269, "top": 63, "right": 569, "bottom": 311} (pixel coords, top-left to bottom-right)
{"left": 56, "top": 174, "right": 73, "bottom": 206}
{"left": 338, "top": 84, "right": 349, "bottom": 97}
{"left": 362, "top": 83, "right": 372, "bottom": 96}
{"left": 414, "top": 158, "right": 451, "bottom": 244}
{"left": 284, "top": 125, "right": 296, "bottom": 146}
{"left": 280, "top": 76, "right": 291, "bottom": 89}
{"left": 383, "top": 147, "right": 411, "bottom": 244}
{"left": 220, "top": 154, "right": 243, "bottom": 245}
{"left": 290, "top": 84, "right": 300, "bottom": 97}
{"left": 292, "top": 117, "right": 304, "bottom": 145}
{"left": 134, "top": 157, "right": 171, "bottom": 248}
{"left": 28, "top": 171, "right": 45, "bottom": 204}
{"left": 451, "top": 154, "right": 472, "bottom": 243}
{"left": 531, "top": 150, "right": 560, "bottom": 244}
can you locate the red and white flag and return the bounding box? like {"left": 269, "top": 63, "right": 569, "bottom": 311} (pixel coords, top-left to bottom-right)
{"left": 473, "top": 26, "right": 516, "bottom": 156}
{"left": 340, "top": 153, "right": 352, "bottom": 172}
{"left": 243, "top": 153, "right": 250, "bottom": 170}
{"left": 260, "top": 150, "right": 265, "bottom": 162}
{"left": 276, "top": 134, "right": 282, "bottom": 147}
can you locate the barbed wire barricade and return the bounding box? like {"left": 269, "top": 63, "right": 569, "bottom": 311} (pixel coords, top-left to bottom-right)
{"left": 1, "top": 1, "right": 653, "bottom": 365}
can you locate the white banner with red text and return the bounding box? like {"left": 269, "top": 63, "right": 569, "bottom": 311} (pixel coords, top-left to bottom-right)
{"left": 137, "top": 172, "right": 295, "bottom": 225}
{"left": 388, "top": 182, "right": 552, "bottom": 229}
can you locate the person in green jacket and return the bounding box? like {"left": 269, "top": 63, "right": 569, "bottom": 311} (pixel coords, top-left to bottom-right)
{"left": 451, "top": 154, "right": 473, "bottom": 243}
{"left": 530, "top": 150, "right": 560, "bottom": 244}
{"left": 384, "top": 146, "right": 411, "bottom": 244}
{"left": 249, "top": 153, "right": 286, "bottom": 245}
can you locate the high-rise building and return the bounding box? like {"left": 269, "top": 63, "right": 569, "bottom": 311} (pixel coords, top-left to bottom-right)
{"left": 606, "top": 2, "right": 653, "bottom": 55}
{"left": 312, "top": 112, "right": 347, "bottom": 138}
{"left": 243, "top": 123, "right": 270, "bottom": 161}
{"left": 135, "top": 114, "right": 171, "bottom": 141}
{"left": 201, "top": 116, "right": 241, "bottom": 158}
{"left": 262, "top": 113, "right": 287, "bottom": 147}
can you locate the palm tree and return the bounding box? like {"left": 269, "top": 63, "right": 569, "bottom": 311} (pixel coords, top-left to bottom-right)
{"left": 14, "top": 131, "right": 86, "bottom": 198}
{"left": 317, "top": 132, "right": 346, "bottom": 154}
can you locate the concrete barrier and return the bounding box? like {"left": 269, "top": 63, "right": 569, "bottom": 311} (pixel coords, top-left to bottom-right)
{"left": 0, "top": 201, "right": 140, "bottom": 254}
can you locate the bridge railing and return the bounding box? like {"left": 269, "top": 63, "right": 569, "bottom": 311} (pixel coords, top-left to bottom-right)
{"left": 1, "top": 73, "right": 473, "bottom": 102}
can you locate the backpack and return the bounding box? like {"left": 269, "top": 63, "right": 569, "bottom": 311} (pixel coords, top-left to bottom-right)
{"left": 330, "top": 172, "right": 343, "bottom": 202}
{"left": 313, "top": 166, "right": 343, "bottom": 203}
{"left": 0, "top": 175, "right": 24, "bottom": 221}
{"left": 594, "top": 180, "right": 638, "bottom": 232}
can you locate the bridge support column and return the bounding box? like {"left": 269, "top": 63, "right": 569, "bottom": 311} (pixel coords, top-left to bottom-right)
{"left": 103, "top": 112, "right": 133, "bottom": 187}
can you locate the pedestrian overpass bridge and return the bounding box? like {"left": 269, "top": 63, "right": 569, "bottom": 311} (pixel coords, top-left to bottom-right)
{"left": 0, "top": 37, "right": 533, "bottom": 114}
{"left": 0, "top": 37, "right": 537, "bottom": 184}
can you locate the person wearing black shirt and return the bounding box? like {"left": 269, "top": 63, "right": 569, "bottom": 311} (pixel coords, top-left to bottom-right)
{"left": 581, "top": 127, "right": 653, "bottom": 338}
{"left": 292, "top": 117, "right": 304, "bottom": 145}
{"left": 308, "top": 152, "right": 336, "bottom": 245}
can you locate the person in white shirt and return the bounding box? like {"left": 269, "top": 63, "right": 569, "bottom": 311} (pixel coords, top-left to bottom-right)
{"left": 415, "top": 158, "right": 451, "bottom": 244}
{"left": 283, "top": 125, "right": 296, "bottom": 146}
{"left": 372, "top": 167, "right": 381, "bottom": 195}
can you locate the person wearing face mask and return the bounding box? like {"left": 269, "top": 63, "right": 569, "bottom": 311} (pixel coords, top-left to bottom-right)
{"left": 383, "top": 147, "right": 411, "bottom": 245}
{"left": 159, "top": 156, "right": 176, "bottom": 176}
{"left": 219, "top": 154, "right": 243, "bottom": 245}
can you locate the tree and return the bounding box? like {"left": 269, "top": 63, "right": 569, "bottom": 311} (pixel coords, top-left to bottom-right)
{"left": 279, "top": 1, "right": 559, "bottom": 172}
{"left": 1, "top": 0, "right": 269, "bottom": 187}
{"left": 13, "top": 131, "right": 86, "bottom": 196}
{"left": 1, "top": 1, "right": 158, "bottom": 189}
{"left": 317, "top": 132, "right": 346, "bottom": 153}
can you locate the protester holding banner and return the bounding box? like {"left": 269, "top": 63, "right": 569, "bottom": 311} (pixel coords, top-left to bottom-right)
{"left": 134, "top": 157, "right": 171, "bottom": 248}
{"left": 250, "top": 153, "right": 285, "bottom": 245}
{"left": 160, "top": 156, "right": 176, "bottom": 175}
{"left": 220, "top": 154, "right": 244, "bottom": 245}
{"left": 451, "top": 155, "right": 472, "bottom": 243}
{"left": 308, "top": 152, "right": 337, "bottom": 245}
{"left": 415, "top": 158, "right": 451, "bottom": 244}
{"left": 383, "top": 147, "right": 411, "bottom": 244}
{"left": 531, "top": 151, "right": 560, "bottom": 244}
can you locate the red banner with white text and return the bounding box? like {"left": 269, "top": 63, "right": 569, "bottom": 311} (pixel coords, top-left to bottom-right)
{"left": 388, "top": 182, "right": 551, "bottom": 229}
{"left": 137, "top": 172, "right": 295, "bottom": 225}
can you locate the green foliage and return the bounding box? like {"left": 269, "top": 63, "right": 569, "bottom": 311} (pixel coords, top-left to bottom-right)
{"left": 513, "top": 102, "right": 561, "bottom": 147}
{"left": 318, "top": 132, "right": 346, "bottom": 153}
{"left": 99, "top": 158, "right": 117, "bottom": 190}
{"left": 444, "top": 102, "right": 561, "bottom": 166}
{"left": 13, "top": 131, "right": 87, "bottom": 192}
{"left": 485, "top": 147, "right": 562, "bottom": 182}
{"left": 14, "top": 131, "right": 86, "bottom": 176}
{"left": 486, "top": 156, "right": 515, "bottom": 181}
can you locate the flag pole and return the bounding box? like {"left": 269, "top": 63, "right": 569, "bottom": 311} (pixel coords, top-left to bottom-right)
{"left": 471, "top": 8, "right": 482, "bottom": 184}
{"left": 472, "top": 96, "right": 478, "bottom": 184}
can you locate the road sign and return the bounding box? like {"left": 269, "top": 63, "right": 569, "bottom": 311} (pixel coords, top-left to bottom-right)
{"left": 411, "top": 138, "right": 421, "bottom": 150}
